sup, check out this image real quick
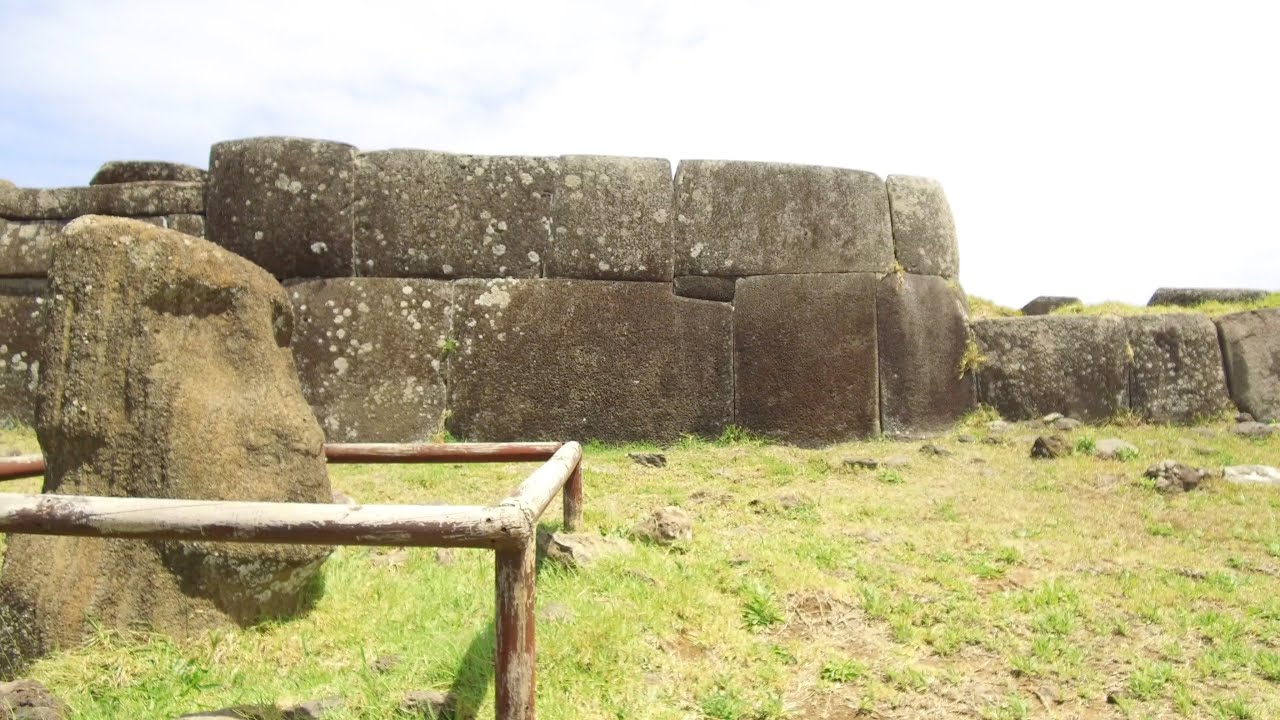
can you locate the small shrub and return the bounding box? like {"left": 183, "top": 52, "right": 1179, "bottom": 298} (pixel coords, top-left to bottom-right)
{"left": 876, "top": 469, "right": 904, "bottom": 485}
{"left": 1075, "top": 436, "right": 1096, "bottom": 454}
{"left": 741, "top": 581, "right": 784, "bottom": 631}
{"left": 819, "top": 658, "right": 867, "bottom": 683}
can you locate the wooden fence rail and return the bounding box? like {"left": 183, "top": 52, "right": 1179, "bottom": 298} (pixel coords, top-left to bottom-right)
{"left": 0, "top": 441, "right": 584, "bottom": 720}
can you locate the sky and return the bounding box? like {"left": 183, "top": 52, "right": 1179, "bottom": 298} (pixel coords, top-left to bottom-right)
{"left": 1, "top": 0, "right": 1276, "bottom": 307}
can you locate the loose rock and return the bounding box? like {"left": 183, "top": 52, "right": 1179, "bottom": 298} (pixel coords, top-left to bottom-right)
{"left": 1094, "top": 439, "right": 1139, "bottom": 460}
{"left": 400, "top": 690, "right": 455, "bottom": 718}
{"left": 281, "top": 697, "right": 344, "bottom": 720}
{"left": 1031, "top": 435, "right": 1070, "bottom": 459}
{"left": 1223, "top": 465, "right": 1280, "bottom": 485}
{"left": 1052, "top": 417, "right": 1083, "bottom": 432}
{"left": 918, "top": 444, "right": 953, "bottom": 457}
{"left": 537, "top": 531, "right": 633, "bottom": 569}
{"left": 627, "top": 452, "right": 667, "bottom": 468}
{"left": 843, "top": 457, "right": 880, "bottom": 470}
{"left": 538, "top": 602, "right": 575, "bottom": 623}
{"left": 1041, "top": 412, "right": 1064, "bottom": 423}
{"left": 0, "top": 680, "right": 66, "bottom": 720}
{"left": 1143, "top": 460, "right": 1209, "bottom": 494}
{"left": 632, "top": 506, "right": 693, "bottom": 546}
{"left": 1231, "top": 421, "right": 1275, "bottom": 438}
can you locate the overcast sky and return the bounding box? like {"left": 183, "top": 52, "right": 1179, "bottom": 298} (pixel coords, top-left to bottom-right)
{"left": 1, "top": 0, "right": 1275, "bottom": 307}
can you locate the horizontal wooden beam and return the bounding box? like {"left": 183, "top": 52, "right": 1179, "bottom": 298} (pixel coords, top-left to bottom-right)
{"left": 503, "top": 442, "right": 583, "bottom": 522}
{"left": 0, "top": 494, "right": 529, "bottom": 549}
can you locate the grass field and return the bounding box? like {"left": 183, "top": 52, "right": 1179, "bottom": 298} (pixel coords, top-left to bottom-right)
{"left": 968, "top": 292, "right": 1280, "bottom": 320}
{"left": 2, "top": 415, "right": 1279, "bottom": 719}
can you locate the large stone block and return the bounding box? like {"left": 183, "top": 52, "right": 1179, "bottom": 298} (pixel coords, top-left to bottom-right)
{"left": 448, "top": 279, "right": 732, "bottom": 442}
{"left": 673, "top": 275, "right": 736, "bottom": 302}
{"left": 1149, "top": 288, "right": 1270, "bottom": 307}
{"left": 877, "top": 274, "right": 975, "bottom": 435}
{"left": 674, "top": 160, "right": 893, "bottom": 276}
{"left": 1126, "top": 314, "right": 1232, "bottom": 423}
{"left": 1216, "top": 308, "right": 1280, "bottom": 422}
{"left": 0, "top": 280, "right": 44, "bottom": 426}
{"left": 1020, "top": 296, "right": 1080, "bottom": 316}
{"left": 886, "top": 175, "right": 959, "bottom": 277}
{"left": 288, "top": 278, "right": 452, "bottom": 442}
{"left": 0, "top": 182, "right": 204, "bottom": 220}
{"left": 354, "top": 150, "right": 556, "bottom": 279}
{"left": 734, "top": 274, "right": 879, "bottom": 445}
{"left": 973, "top": 316, "right": 1128, "bottom": 421}
{"left": 90, "top": 160, "right": 207, "bottom": 185}
{"left": 206, "top": 137, "right": 357, "bottom": 278}
{"left": 1, "top": 216, "right": 205, "bottom": 277}
{"left": 547, "top": 155, "right": 672, "bottom": 281}
{"left": 0, "top": 217, "right": 331, "bottom": 679}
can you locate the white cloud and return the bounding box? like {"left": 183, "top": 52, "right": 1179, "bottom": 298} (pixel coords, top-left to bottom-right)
{"left": 0, "top": 0, "right": 1276, "bottom": 305}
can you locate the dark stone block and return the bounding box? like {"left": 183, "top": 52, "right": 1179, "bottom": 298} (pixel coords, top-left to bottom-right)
{"left": 354, "top": 150, "right": 555, "bottom": 279}
{"left": 1149, "top": 288, "right": 1270, "bottom": 307}
{"left": 734, "top": 273, "right": 879, "bottom": 445}
{"left": 673, "top": 276, "right": 736, "bottom": 302}
{"left": 1126, "top": 314, "right": 1232, "bottom": 423}
{"left": 90, "top": 160, "right": 207, "bottom": 185}
{"left": 547, "top": 155, "right": 673, "bottom": 281}
{"left": 288, "top": 279, "right": 452, "bottom": 442}
{"left": 0, "top": 182, "right": 204, "bottom": 220}
{"left": 1020, "top": 296, "right": 1080, "bottom": 316}
{"left": 674, "top": 160, "right": 892, "bottom": 276}
{"left": 1216, "top": 308, "right": 1280, "bottom": 422}
{"left": 973, "top": 316, "right": 1128, "bottom": 421}
{"left": 206, "top": 137, "right": 357, "bottom": 278}
{"left": 877, "top": 274, "right": 975, "bottom": 435}
{"left": 886, "top": 175, "right": 959, "bottom": 277}
{"left": 0, "top": 280, "right": 44, "bottom": 425}
{"left": 448, "top": 280, "right": 732, "bottom": 442}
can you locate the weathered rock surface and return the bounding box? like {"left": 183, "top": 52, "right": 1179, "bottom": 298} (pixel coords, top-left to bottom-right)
{"left": 876, "top": 273, "right": 975, "bottom": 435}
{"left": 1149, "top": 288, "right": 1270, "bottom": 307}
{"left": 0, "top": 182, "right": 204, "bottom": 220}
{"left": 0, "top": 217, "right": 332, "bottom": 680}
{"left": 1126, "top": 314, "right": 1232, "bottom": 423}
{"left": 1223, "top": 465, "right": 1280, "bottom": 485}
{"left": 448, "top": 280, "right": 732, "bottom": 442}
{"left": 537, "top": 530, "right": 633, "bottom": 569}
{"left": 885, "top": 175, "right": 958, "bottom": 277}
{"left": 90, "top": 160, "right": 207, "bottom": 186}
{"left": 631, "top": 506, "right": 693, "bottom": 545}
{"left": 206, "top": 137, "right": 357, "bottom": 278}
{"left": 288, "top": 279, "right": 452, "bottom": 442}
{"left": 1094, "top": 438, "right": 1139, "bottom": 460}
{"left": 1216, "top": 308, "right": 1280, "bottom": 422}
{"left": 973, "top": 316, "right": 1128, "bottom": 421}
{"left": 1144, "top": 460, "right": 1208, "bottom": 493}
{"left": 1020, "top": 296, "right": 1080, "bottom": 316}
{"left": 672, "top": 275, "right": 736, "bottom": 302}
{"left": 547, "top": 155, "right": 672, "bottom": 281}
{"left": 400, "top": 689, "right": 456, "bottom": 718}
{"left": 742, "top": 271, "right": 880, "bottom": 443}
{"left": 674, "top": 160, "right": 893, "bottom": 276}
{"left": 735, "top": 273, "right": 879, "bottom": 445}
{"left": 0, "top": 280, "right": 44, "bottom": 426}
{"left": 1031, "top": 435, "right": 1070, "bottom": 459}
{"left": 627, "top": 452, "right": 667, "bottom": 468}
{"left": 0, "top": 679, "right": 66, "bottom": 720}
{"left": 354, "top": 149, "right": 555, "bottom": 279}
{"left": 1231, "top": 421, "right": 1275, "bottom": 438}
{"left": 2, "top": 216, "right": 204, "bottom": 277}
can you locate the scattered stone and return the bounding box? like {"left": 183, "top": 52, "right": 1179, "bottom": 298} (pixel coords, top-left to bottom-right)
{"left": 1051, "top": 417, "right": 1082, "bottom": 432}
{"left": 90, "top": 160, "right": 206, "bottom": 185}
{"left": 1095, "top": 439, "right": 1139, "bottom": 460}
{"left": 400, "top": 690, "right": 455, "bottom": 718}
{"left": 728, "top": 557, "right": 751, "bottom": 567}
{"left": 538, "top": 602, "right": 575, "bottom": 623}
{"left": 1223, "top": 465, "right": 1280, "bottom": 485}
{"left": 957, "top": 434, "right": 976, "bottom": 443}
{"left": 1041, "top": 412, "right": 1064, "bottom": 423}
{"left": 371, "top": 548, "right": 410, "bottom": 568}
{"left": 1031, "top": 435, "right": 1070, "bottom": 459}
{"left": 331, "top": 490, "right": 357, "bottom": 506}
{"left": 631, "top": 506, "right": 693, "bottom": 546}
{"left": 281, "top": 697, "right": 344, "bottom": 720}
{"left": 537, "top": 531, "right": 633, "bottom": 569}
{"left": 627, "top": 452, "right": 667, "bottom": 468}
{"left": 1231, "top": 421, "right": 1275, "bottom": 438}
{"left": 1149, "top": 288, "right": 1270, "bottom": 307}
{"left": 918, "top": 444, "right": 953, "bottom": 457}
{"left": 0, "top": 217, "right": 332, "bottom": 679}
{"left": 842, "top": 458, "right": 880, "bottom": 470}
{"left": 1020, "top": 296, "right": 1080, "bottom": 316}
{"left": 1237, "top": 412, "right": 1255, "bottom": 423}
{"left": 371, "top": 654, "right": 401, "bottom": 674}
{"left": 0, "top": 680, "right": 66, "bottom": 719}
{"left": 176, "top": 707, "right": 271, "bottom": 719}
{"left": 1143, "top": 460, "right": 1209, "bottom": 494}
{"left": 981, "top": 436, "right": 1007, "bottom": 446}
{"left": 433, "top": 548, "right": 456, "bottom": 567}
{"left": 775, "top": 493, "right": 808, "bottom": 511}
{"left": 986, "top": 420, "right": 1010, "bottom": 433}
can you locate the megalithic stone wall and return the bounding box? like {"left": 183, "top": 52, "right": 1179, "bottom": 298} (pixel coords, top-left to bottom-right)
{"left": 2, "top": 136, "right": 984, "bottom": 444}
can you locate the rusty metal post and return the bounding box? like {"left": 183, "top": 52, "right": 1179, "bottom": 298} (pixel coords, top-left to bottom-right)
{"left": 563, "top": 461, "right": 583, "bottom": 532}
{"left": 495, "top": 539, "right": 537, "bottom": 720}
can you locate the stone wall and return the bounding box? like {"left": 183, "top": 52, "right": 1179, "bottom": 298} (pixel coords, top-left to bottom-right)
{"left": 6, "top": 136, "right": 1275, "bottom": 442}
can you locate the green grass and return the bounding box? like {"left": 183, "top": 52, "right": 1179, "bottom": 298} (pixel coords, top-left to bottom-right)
{"left": 967, "top": 292, "right": 1280, "bottom": 320}
{"left": 2, "top": 418, "right": 1280, "bottom": 718}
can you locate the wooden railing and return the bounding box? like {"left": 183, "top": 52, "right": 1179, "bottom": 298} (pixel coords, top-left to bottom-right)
{"left": 0, "top": 441, "right": 584, "bottom": 720}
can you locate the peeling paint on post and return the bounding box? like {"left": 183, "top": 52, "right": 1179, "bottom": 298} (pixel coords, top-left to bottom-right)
{"left": 563, "top": 461, "right": 583, "bottom": 532}
{"left": 496, "top": 540, "right": 537, "bottom": 720}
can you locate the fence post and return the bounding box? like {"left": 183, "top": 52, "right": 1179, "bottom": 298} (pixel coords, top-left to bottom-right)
{"left": 563, "top": 461, "right": 583, "bottom": 532}
{"left": 495, "top": 539, "right": 537, "bottom": 719}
